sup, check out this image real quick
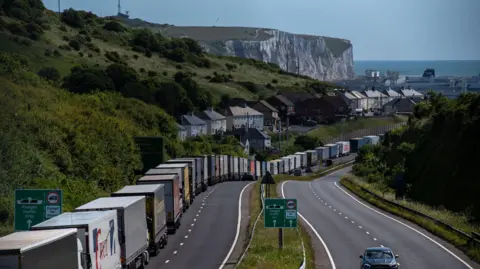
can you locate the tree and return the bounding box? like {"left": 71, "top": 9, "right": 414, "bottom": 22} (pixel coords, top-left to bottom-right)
{"left": 105, "top": 63, "right": 139, "bottom": 91}
{"left": 62, "top": 66, "right": 115, "bottom": 94}
{"left": 294, "top": 135, "right": 321, "bottom": 151}
{"left": 37, "top": 67, "right": 60, "bottom": 81}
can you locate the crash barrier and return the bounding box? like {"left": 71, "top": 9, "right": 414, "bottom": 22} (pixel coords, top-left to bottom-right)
{"left": 341, "top": 177, "right": 480, "bottom": 247}
{"left": 323, "top": 122, "right": 406, "bottom": 145}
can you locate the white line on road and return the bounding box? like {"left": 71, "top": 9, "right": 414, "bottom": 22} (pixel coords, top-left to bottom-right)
{"left": 333, "top": 182, "right": 474, "bottom": 269}
{"left": 282, "top": 181, "right": 337, "bottom": 269}
{"left": 218, "top": 181, "right": 256, "bottom": 269}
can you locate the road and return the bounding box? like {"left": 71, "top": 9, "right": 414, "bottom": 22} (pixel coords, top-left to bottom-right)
{"left": 147, "top": 181, "right": 254, "bottom": 269}
{"left": 281, "top": 167, "right": 480, "bottom": 269}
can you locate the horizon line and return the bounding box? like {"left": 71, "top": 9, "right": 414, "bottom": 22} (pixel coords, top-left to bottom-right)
{"left": 354, "top": 60, "right": 480, "bottom": 62}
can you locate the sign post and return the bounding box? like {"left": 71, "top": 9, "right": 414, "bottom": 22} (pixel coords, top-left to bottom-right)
{"left": 264, "top": 198, "right": 298, "bottom": 250}
{"left": 14, "top": 189, "right": 63, "bottom": 231}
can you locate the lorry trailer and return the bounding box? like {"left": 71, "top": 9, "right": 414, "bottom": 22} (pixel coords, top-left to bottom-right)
{"left": 31, "top": 211, "right": 122, "bottom": 269}
{"left": 166, "top": 159, "right": 198, "bottom": 197}
{"left": 112, "top": 184, "right": 168, "bottom": 255}
{"left": 145, "top": 167, "right": 190, "bottom": 210}
{"left": 136, "top": 175, "right": 182, "bottom": 234}
{"left": 336, "top": 141, "right": 350, "bottom": 156}
{"left": 0, "top": 228, "right": 90, "bottom": 269}
{"left": 75, "top": 196, "right": 150, "bottom": 269}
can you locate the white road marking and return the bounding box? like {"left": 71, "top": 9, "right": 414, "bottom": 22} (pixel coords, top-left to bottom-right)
{"left": 351, "top": 221, "right": 355, "bottom": 224}
{"left": 188, "top": 229, "right": 191, "bottom": 232}
{"left": 173, "top": 251, "right": 178, "bottom": 255}
{"left": 374, "top": 238, "right": 377, "bottom": 241}
{"left": 366, "top": 231, "right": 370, "bottom": 235}
{"left": 334, "top": 181, "right": 474, "bottom": 269}
{"left": 180, "top": 243, "right": 184, "bottom": 246}
{"left": 282, "top": 181, "right": 336, "bottom": 269}
{"left": 191, "top": 223, "right": 194, "bottom": 226}
{"left": 185, "top": 235, "right": 188, "bottom": 238}
{"left": 218, "top": 182, "right": 256, "bottom": 269}
{"left": 165, "top": 260, "right": 170, "bottom": 263}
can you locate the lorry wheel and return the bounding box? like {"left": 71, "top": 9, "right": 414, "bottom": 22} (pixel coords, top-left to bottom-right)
{"left": 152, "top": 245, "right": 160, "bottom": 256}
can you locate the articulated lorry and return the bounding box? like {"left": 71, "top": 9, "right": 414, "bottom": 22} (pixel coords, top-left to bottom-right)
{"left": 75, "top": 196, "right": 150, "bottom": 269}
{"left": 157, "top": 163, "right": 195, "bottom": 204}
{"left": 171, "top": 158, "right": 202, "bottom": 195}
{"left": 136, "top": 175, "right": 183, "bottom": 234}
{"left": 0, "top": 228, "right": 96, "bottom": 269}
{"left": 147, "top": 164, "right": 191, "bottom": 209}
{"left": 112, "top": 184, "right": 168, "bottom": 256}
{"left": 31, "top": 211, "right": 122, "bottom": 269}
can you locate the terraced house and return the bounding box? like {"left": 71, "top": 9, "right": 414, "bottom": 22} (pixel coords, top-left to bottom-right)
{"left": 224, "top": 104, "right": 264, "bottom": 131}
{"left": 249, "top": 100, "right": 280, "bottom": 131}
{"left": 195, "top": 108, "right": 227, "bottom": 135}
{"left": 180, "top": 113, "right": 208, "bottom": 137}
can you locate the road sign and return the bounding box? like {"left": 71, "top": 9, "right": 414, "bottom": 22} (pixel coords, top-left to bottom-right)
{"left": 14, "top": 189, "right": 63, "bottom": 231}
{"left": 264, "top": 198, "right": 297, "bottom": 228}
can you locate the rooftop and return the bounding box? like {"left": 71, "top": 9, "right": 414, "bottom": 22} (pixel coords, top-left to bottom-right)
{"left": 227, "top": 106, "right": 263, "bottom": 116}
{"left": 195, "top": 108, "right": 226, "bottom": 121}
{"left": 182, "top": 114, "right": 207, "bottom": 125}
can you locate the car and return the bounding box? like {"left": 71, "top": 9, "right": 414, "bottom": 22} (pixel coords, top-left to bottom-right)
{"left": 241, "top": 172, "right": 255, "bottom": 181}
{"left": 359, "top": 247, "right": 400, "bottom": 268}
{"left": 293, "top": 169, "right": 303, "bottom": 176}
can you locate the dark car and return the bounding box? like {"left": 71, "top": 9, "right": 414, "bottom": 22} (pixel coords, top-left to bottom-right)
{"left": 241, "top": 172, "right": 255, "bottom": 181}
{"left": 360, "top": 247, "right": 400, "bottom": 268}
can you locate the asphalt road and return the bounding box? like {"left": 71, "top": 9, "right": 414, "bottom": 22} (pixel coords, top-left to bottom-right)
{"left": 282, "top": 167, "right": 480, "bottom": 269}
{"left": 146, "top": 181, "right": 253, "bottom": 269}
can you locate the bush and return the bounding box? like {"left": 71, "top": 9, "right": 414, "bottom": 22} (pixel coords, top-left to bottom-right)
{"left": 147, "top": 71, "right": 157, "bottom": 77}
{"left": 69, "top": 39, "right": 81, "bottom": 51}
{"left": 37, "top": 67, "right": 61, "bottom": 81}
{"left": 105, "top": 51, "right": 123, "bottom": 64}
{"left": 104, "top": 21, "right": 125, "bottom": 32}
{"left": 209, "top": 73, "right": 232, "bottom": 83}
{"left": 62, "top": 66, "right": 115, "bottom": 94}
{"left": 61, "top": 8, "right": 86, "bottom": 28}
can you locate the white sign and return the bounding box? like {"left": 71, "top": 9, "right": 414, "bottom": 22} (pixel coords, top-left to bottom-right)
{"left": 286, "top": 200, "right": 296, "bottom": 209}
{"left": 285, "top": 210, "right": 296, "bottom": 219}
{"left": 45, "top": 206, "right": 61, "bottom": 218}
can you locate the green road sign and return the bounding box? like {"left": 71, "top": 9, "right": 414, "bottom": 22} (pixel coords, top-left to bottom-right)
{"left": 264, "top": 198, "right": 297, "bottom": 228}
{"left": 14, "top": 189, "right": 63, "bottom": 231}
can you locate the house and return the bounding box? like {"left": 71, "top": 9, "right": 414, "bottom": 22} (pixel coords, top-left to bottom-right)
{"left": 342, "top": 92, "right": 360, "bottom": 111}
{"left": 224, "top": 104, "right": 264, "bottom": 131}
{"left": 382, "top": 88, "right": 401, "bottom": 102}
{"left": 265, "top": 94, "right": 295, "bottom": 118}
{"left": 227, "top": 127, "right": 271, "bottom": 150}
{"left": 249, "top": 100, "right": 280, "bottom": 131}
{"left": 195, "top": 107, "right": 227, "bottom": 135}
{"left": 383, "top": 98, "right": 418, "bottom": 115}
{"left": 219, "top": 97, "right": 249, "bottom": 108}
{"left": 350, "top": 91, "right": 368, "bottom": 111}
{"left": 362, "top": 89, "right": 389, "bottom": 110}
{"left": 177, "top": 124, "right": 187, "bottom": 141}
{"left": 277, "top": 91, "right": 314, "bottom": 104}
{"left": 180, "top": 113, "right": 208, "bottom": 137}
{"left": 399, "top": 88, "right": 424, "bottom": 99}
{"left": 295, "top": 95, "right": 349, "bottom": 123}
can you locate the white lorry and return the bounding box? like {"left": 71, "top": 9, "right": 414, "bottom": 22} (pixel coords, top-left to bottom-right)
{"left": 0, "top": 228, "right": 85, "bottom": 269}
{"left": 31, "top": 210, "right": 122, "bottom": 269}
{"left": 75, "top": 196, "right": 150, "bottom": 269}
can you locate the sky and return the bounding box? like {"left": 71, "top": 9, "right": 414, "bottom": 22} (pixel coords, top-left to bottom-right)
{"left": 43, "top": 0, "right": 480, "bottom": 61}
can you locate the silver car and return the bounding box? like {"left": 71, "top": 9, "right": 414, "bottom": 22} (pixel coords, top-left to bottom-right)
{"left": 359, "top": 247, "right": 400, "bottom": 268}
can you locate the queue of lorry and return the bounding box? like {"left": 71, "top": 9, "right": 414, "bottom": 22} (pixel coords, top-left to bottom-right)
{"left": 0, "top": 135, "right": 382, "bottom": 269}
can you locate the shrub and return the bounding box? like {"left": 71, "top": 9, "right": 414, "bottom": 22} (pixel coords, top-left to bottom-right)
{"left": 147, "top": 71, "right": 157, "bottom": 77}
{"left": 104, "top": 21, "right": 125, "bottom": 32}
{"left": 104, "top": 51, "right": 123, "bottom": 64}
{"left": 225, "top": 63, "right": 237, "bottom": 71}
{"left": 61, "top": 9, "right": 86, "bottom": 28}
{"left": 272, "top": 78, "right": 278, "bottom": 84}
{"left": 37, "top": 67, "right": 61, "bottom": 82}
{"left": 6, "top": 22, "right": 28, "bottom": 37}
{"left": 69, "top": 39, "right": 81, "bottom": 51}
{"left": 59, "top": 25, "right": 67, "bottom": 32}
{"left": 62, "top": 66, "right": 115, "bottom": 94}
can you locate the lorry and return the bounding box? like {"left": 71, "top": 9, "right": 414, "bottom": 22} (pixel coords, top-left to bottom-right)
{"left": 249, "top": 159, "right": 255, "bottom": 176}
{"left": 255, "top": 161, "right": 261, "bottom": 180}
{"left": 233, "top": 156, "right": 239, "bottom": 180}
{"left": 167, "top": 159, "right": 198, "bottom": 196}
{"left": 315, "top": 147, "right": 329, "bottom": 163}
{"left": 242, "top": 158, "right": 248, "bottom": 175}
{"left": 305, "top": 150, "right": 318, "bottom": 167}
{"left": 31, "top": 211, "right": 122, "bottom": 269}
{"left": 0, "top": 228, "right": 91, "bottom": 269}
{"left": 206, "top": 155, "right": 215, "bottom": 186}
{"left": 146, "top": 166, "right": 191, "bottom": 209}
{"left": 223, "top": 155, "right": 229, "bottom": 182}
{"left": 173, "top": 158, "right": 203, "bottom": 195}
{"left": 215, "top": 155, "right": 221, "bottom": 184}
{"left": 261, "top": 161, "right": 267, "bottom": 176}
{"left": 75, "top": 196, "right": 150, "bottom": 269}
{"left": 325, "top": 144, "right": 339, "bottom": 159}
{"left": 269, "top": 160, "right": 278, "bottom": 175}
{"left": 336, "top": 141, "right": 351, "bottom": 156}
{"left": 364, "top": 135, "right": 380, "bottom": 145}
{"left": 190, "top": 155, "right": 208, "bottom": 192}
{"left": 155, "top": 163, "right": 193, "bottom": 205}
{"left": 294, "top": 152, "right": 307, "bottom": 168}
{"left": 281, "top": 156, "right": 293, "bottom": 174}
{"left": 227, "top": 155, "right": 234, "bottom": 181}
{"left": 136, "top": 175, "right": 182, "bottom": 234}
{"left": 111, "top": 184, "right": 168, "bottom": 255}
{"left": 350, "top": 137, "right": 367, "bottom": 152}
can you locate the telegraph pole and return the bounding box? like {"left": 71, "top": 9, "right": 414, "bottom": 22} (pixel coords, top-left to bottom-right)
{"left": 58, "top": 0, "right": 60, "bottom": 14}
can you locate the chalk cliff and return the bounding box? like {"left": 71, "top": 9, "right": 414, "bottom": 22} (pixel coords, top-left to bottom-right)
{"left": 160, "top": 26, "right": 355, "bottom": 81}
{"left": 116, "top": 19, "right": 355, "bottom": 81}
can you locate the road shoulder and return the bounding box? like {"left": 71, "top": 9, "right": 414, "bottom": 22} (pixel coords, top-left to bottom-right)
{"left": 222, "top": 181, "right": 254, "bottom": 269}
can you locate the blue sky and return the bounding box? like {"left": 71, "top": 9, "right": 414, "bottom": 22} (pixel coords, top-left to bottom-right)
{"left": 43, "top": 0, "right": 480, "bottom": 61}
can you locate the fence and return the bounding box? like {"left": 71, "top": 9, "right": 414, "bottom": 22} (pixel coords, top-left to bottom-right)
{"left": 323, "top": 122, "right": 406, "bottom": 144}
{"left": 342, "top": 177, "right": 480, "bottom": 247}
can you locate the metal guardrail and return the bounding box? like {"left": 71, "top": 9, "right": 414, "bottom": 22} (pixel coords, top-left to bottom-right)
{"left": 342, "top": 177, "right": 480, "bottom": 247}
{"left": 323, "top": 122, "right": 406, "bottom": 144}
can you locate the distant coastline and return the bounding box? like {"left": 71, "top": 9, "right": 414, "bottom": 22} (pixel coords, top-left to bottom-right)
{"left": 354, "top": 60, "right": 480, "bottom": 77}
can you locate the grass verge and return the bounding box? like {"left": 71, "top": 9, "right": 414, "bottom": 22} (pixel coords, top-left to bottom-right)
{"left": 340, "top": 175, "right": 480, "bottom": 263}
{"left": 237, "top": 162, "right": 354, "bottom": 269}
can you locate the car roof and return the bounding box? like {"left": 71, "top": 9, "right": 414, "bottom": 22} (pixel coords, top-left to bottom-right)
{"left": 365, "top": 247, "right": 392, "bottom": 252}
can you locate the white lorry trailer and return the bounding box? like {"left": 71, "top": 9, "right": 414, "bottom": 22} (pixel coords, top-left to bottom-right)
{"left": 111, "top": 184, "right": 168, "bottom": 256}
{"left": 75, "top": 196, "right": 149, "bottom": 269}
{"left": 31, "top": 211, "right": 122, "bottom": 269}
{"left": 0, "top": 228, "right": 87, "bottom": 269}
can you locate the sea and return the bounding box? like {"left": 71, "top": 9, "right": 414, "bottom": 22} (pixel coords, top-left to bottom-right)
{"left": 354, "top": 60, "right": 480, "bottom": 77}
